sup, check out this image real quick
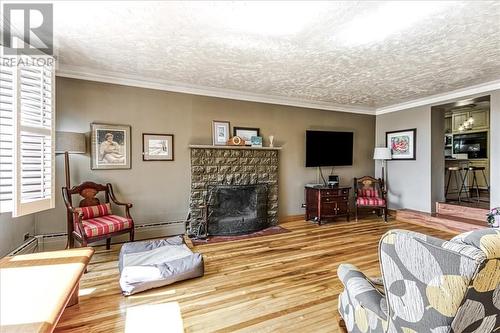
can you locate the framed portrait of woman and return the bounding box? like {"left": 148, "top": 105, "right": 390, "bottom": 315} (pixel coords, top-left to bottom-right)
{"left": 90, "top": 123, "right": 131, "bottom": 170}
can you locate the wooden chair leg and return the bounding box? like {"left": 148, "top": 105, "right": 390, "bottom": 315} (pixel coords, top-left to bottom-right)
{"left": 384, "top": 207, "right": 388, "bottom": 222}
{"left": 106, "top": 238, "right": 111, "bottom": 250}
{"left": 355, "top": 206, "right": 358, "bottom": 222}
{"left": 80, "top": 239, "right": 89, "bottom": 273}
{"left": 130, "top": 228, "right": 135, "bottom": 242}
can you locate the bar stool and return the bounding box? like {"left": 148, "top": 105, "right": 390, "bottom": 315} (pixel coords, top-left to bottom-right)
{"left": 461, "top": 167, "right": 489, "bottom": 203}
{"left": 445, "top": 166, "right": 467, "bottom": 202}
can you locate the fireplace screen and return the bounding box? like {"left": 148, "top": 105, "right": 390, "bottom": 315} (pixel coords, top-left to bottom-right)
{"left": 206, "top": 184, "right": 268, "bottom": 235}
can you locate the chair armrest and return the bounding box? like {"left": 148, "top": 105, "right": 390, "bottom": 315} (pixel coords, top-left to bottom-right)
{"left": 111, "top": 200, "right": 133, "bottom": 208}
{"left": 107, "top": 183, "right": 133, "bottom": 208}
{"left": 451, "top": 229, "right": 500, "bottom": 259}
{"left": 67, "top": 207, "right": 85, "bottom": 236}
{"left": 337, "top": 263, "right": 387, "bottom": 320}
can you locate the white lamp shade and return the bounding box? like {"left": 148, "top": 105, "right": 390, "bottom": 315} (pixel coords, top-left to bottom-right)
{"left": 373, "top": 147, "right": 392, "bottom": 160}
{"left": 55, "top": 131, "right": 86, "bottom": 153}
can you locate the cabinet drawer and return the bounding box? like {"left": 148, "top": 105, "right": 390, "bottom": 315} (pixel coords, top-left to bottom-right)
{"left": 321, "top": 196, "right": 348, "bottom": 203}
{"left": 321, "top": 196, "right": 337, "bottom": 203}
{"left": 321, "top": 188, "right": 349, "bottom": 196}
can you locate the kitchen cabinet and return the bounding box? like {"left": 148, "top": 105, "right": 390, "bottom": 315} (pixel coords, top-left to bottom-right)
{"left": 452, "top": 109, "right": 489, "bottom": 133}
{"left": 470, "top": 110, "right": 489, "bottom": 130}
{"left": 444, "top": 115, "right": 452, "bottom": 134}
{"left": 452, "top": 112, "right": 469, "bottom": 132}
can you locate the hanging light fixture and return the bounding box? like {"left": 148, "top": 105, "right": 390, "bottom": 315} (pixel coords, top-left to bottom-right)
{"left": 459, "top": 116, "right": 474, "bottom": 131}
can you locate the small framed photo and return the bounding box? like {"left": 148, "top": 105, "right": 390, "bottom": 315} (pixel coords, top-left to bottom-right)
{"left": 91, "top": 123, "right": 131, "bottom": 170}
{"left": 251, "top": 136, "right": 262, "bottom": 147}
{"left": 142, "top": 133, "right": 174, "bottom": 161}
{"left": 212, "top": 120, "right": 230, "bottom": 146}
{"left": 234, "top": 127, "right": 260, "bottom": 145}
{"left": 386, "top": 128, "right": 417, "bottom": 160}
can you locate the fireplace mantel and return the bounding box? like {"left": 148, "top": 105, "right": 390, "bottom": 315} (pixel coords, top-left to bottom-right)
{"left": 189, "top": 144, "right": 282, "bottom": 150}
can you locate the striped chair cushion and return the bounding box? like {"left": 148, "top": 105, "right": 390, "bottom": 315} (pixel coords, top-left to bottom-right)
{"left": 358, "top": 189, "right": 379, "bottom": 198}
{"left": 81, "top": 215, "right": 132, "bottom": 237}
{"left": 357, "top": 197, "right": 386, "bottom": 207}
{"left": 75, "top": 203, "right": 112, "bottom": 220}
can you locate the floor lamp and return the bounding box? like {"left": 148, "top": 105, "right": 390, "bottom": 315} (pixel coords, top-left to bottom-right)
{"left": 373, "top": 147, "right": 392, "bottom": 190}
{"left": 55, "top": 131, "right": 86, "bottom": 248}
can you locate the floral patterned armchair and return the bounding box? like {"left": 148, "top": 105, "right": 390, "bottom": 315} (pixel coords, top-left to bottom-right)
{"left": 337, "top": 228, "right": 500, "bottom": 333}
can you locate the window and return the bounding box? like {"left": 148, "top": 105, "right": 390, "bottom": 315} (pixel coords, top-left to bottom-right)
{"left": 0, "top": 57, "right": 55, "bottom": 217}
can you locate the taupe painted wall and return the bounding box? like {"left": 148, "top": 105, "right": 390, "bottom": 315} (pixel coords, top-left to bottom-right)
{"left": 0, "top": 213, "right": 35, "bottom": 257}
{"left": 430, "top": 109, "right": 445, "bottom": 208}
{"left": 375, "top": 106, "right": 432, "bottom": 212}
{"left": 376, "top": 88, "right": 500, "bottom": 213}
{"left": 34, "top": 77, "right": 375, "bottom": 234}
{"left": 489, "top": 90, "right": 500, "bottom": 209}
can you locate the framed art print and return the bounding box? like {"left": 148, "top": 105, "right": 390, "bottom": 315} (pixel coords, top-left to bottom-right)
{"left": 91, "top": 123, "right": 131, "bottom": 169}
{"left": 212, "top": 120, "right": 230, "bottom": 146}
{"left": 142, "top": 133, "right": 174, "bottom": 161}
{"left": 233, "top": 127, "right": 260, "bottom": 146}
{"left": 386, "top": 128, "right": 416, "bottom": 160}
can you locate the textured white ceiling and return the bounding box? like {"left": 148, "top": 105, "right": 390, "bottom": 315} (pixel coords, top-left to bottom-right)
{"left": 52, "top": 1, "right": 500, "bottom": 109}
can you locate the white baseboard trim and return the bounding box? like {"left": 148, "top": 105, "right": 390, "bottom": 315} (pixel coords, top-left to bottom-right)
{"left": 7, "top": 221, "right": 186, "bottom": 255}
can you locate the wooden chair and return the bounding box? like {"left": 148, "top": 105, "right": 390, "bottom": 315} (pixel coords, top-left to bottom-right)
{"left": 354, "top": 176, "right": 387, "bottom": 222}
{"left": 62, "top": 181, "right": 134, "bottom": 249}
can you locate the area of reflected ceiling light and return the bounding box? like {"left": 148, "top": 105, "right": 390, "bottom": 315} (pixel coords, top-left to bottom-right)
{"left": 337, "top": 1, "right": 453, "bottom": 45}
{"left": 203, "top": 1, "right": 327, "bottom": 37}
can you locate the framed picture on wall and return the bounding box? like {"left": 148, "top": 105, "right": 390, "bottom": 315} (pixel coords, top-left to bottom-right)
{"left": 142, "top": 133, "right": 174, "bottom": 161}
{"left": 212, "top": 120, "right": 230, "bottom": 145}
{"left": 386, "top": 128, "right": 417, "bottom": 160}
{"left": 90, "top": 123, "right": 131, "bottom": 169}
{"left": 233, "top": 127, "right": 260, "bottom": 145}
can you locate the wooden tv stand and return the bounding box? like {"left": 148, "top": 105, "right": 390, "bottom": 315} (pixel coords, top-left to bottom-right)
{"left": 305, "top": 185, "right": 351, "bottom": 225}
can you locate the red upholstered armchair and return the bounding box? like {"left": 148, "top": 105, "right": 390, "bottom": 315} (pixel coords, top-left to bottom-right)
{"left": 354, "top": 176, "right": 387, "bottom": 222}
{"left": 62, "top": 182, "right": 134, "bottom": 249}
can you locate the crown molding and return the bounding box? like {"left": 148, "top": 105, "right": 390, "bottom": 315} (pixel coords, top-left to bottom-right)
{"left": 375, "top": 79, "right": 500, "bottom": 115}
{"left": 56, "top": 65, "right": 375, "bottom": 115}
{"left": 56, "top": 65, "right": 500, "bottom": 117}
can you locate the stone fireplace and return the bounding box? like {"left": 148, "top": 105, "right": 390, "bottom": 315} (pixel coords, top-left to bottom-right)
{"left": 188, "top": 145, "right": 280, "bottom": 237}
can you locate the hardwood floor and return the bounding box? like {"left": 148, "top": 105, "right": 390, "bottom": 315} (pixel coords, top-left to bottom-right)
{"left": 55, "top": 218, "right": 455, "bottom": 333}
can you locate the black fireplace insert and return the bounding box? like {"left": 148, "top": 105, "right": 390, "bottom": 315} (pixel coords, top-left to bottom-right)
{"left": 206, "top": 184, "right": 268, "bottom": 236}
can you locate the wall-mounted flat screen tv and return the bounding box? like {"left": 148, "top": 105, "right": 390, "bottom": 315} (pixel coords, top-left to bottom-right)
{"left": 306, "top": 130, "right": 353, "bottom": 167}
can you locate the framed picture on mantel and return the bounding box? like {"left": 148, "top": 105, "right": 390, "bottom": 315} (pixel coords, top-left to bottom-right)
{"left": 386, "top": 128, "right": 416, "bottom": 160}
{"left": 234, "top": 127, "right": 260, "bottom": 146}
{"left": 212, "top": 120, "right": 230, "bottom": 146}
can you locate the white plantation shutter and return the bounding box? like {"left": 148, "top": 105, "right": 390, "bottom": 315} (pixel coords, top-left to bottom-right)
{"left": 0, "top": 57, "right": 55, "bottom": 216}
{"left": 0, "top": 64, "right": 15, "bottom": 212}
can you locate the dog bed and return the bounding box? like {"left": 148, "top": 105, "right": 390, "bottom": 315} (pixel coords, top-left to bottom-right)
{"left": 119, "top": 236, "right": 204, "bottom": 295}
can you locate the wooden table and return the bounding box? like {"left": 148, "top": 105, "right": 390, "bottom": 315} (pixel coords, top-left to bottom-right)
{"left": 0, "top": 248, "right": 94, "bottom": 333}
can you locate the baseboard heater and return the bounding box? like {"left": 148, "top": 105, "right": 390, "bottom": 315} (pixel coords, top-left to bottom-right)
{"left": 8, "top": 237, "right": 39, "bottom": 256}
{"left": 7, "top": 221, "right": 186, "bottom": 256}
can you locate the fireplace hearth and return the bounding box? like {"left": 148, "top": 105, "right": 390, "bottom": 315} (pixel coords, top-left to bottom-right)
{"left": 207, "top": 184, "right": 268, "bottom": 236}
